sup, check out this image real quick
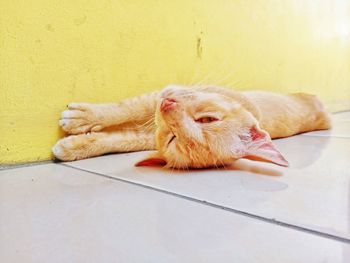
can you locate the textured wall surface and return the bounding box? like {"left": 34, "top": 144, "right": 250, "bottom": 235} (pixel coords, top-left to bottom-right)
{"left": 1, "top": 0, "right": 350, "bottom": 164}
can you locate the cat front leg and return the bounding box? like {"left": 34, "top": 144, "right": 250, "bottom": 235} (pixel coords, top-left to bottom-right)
{"left": 59, "top": 103, "right": 121, "bottom": 134}
{"left": 52, "top": 131, "right": 156, "bottom": 161}
{"left": 59, "top": 92, "right": 160, "bottom": 134}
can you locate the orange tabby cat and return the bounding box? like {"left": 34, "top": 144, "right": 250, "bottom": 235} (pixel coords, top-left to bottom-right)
{"left": 52, "top": 85, "right": 331, "bottom": 168}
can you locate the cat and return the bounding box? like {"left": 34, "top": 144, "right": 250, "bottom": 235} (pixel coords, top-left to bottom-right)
{"left": 52, "top": 85, "right": 331, "bottom": 169}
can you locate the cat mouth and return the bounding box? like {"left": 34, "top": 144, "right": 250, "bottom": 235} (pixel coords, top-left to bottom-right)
{"left": 167, "top": 135, "right": 176, "bottom": 147}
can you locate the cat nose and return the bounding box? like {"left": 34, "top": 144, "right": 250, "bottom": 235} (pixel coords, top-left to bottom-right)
{"left": 161, "top": 98, "right": 177, "bottom": 111}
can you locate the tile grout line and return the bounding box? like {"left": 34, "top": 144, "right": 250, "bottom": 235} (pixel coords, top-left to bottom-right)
{"left": 60, "top": 163, "right": 350, "bottom": 244}
{"left": 301, "top": 134, "right": 350, "bottom": 139}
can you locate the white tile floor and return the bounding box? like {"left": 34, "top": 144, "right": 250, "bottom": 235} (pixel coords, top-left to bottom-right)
{"left": 1, "top": 112, "right": 350, "bottom": 263}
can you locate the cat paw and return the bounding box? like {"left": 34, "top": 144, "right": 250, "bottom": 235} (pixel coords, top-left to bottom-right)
{"left": 59, "top": 103, "right": 104, "bottom": 134}
{"left": 52, "top": 134, "right": 99, "bottom": 161}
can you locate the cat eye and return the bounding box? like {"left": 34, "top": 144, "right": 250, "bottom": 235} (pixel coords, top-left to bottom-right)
{"left": 195, "top": 116, "right": 219, "bottom": 123}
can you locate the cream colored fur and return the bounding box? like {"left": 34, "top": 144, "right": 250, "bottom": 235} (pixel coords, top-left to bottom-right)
{"left": 52, "top": 85, "right": 331, "bottom": 168}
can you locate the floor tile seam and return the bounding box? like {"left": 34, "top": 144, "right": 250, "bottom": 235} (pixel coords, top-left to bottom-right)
{"left": 300, "top": 134, "right": 350, "bottom": 139}
{"left": 333, "top": 110, "right": 350, "bottom": 114}
{"left": 60, "top": 163, "right": 350, "bottom": 244}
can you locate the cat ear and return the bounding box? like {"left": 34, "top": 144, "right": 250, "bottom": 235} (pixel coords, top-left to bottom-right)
{"left": 135, "top": 153, "right": 167, "bottom": 167}
{"left": 242, "top": 126, "right": 289, "bottom": 167}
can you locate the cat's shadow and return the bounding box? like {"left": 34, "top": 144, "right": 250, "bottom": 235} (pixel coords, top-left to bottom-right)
{"left": 143, "top": 159, "right": 283, "bottom": 177}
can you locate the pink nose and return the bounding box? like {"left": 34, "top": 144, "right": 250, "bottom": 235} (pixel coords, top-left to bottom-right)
{"left": 161, "top": 98, "right": 177, "bottom": 111}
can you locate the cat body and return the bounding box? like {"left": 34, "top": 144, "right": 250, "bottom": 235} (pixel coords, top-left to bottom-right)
{"left": 53, "top": 85, "right": 331, "bottom": 168}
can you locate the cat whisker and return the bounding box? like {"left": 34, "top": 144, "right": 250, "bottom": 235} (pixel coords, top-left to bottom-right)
{"left": 186, "top": 67, "right": 203, "bottom": 86}
{"left": 209, "top": 70, "right": 239, "bottom": 89}
{"left": 188, "top": 68, "right": 216, "bottom": 87}
{"left": 171, "top": 157, "right": 179, "bottom": 175}
{"left": 224, "top": 79, "right": 245, "bottom": 90}
{"left": 193, "top": 71, "right": 218, "bottom": 87}
{"left": 191, "top": 65, "right": 229, "bottom": 87}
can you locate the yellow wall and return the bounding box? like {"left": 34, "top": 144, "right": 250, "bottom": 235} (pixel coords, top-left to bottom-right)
{"left": 1, "top": 0, "right": 350, "bottom": 165}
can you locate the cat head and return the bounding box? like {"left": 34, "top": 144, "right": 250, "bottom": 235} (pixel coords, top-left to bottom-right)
{"left": 136, "top": 85, "right": 288, "bottom": 169}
